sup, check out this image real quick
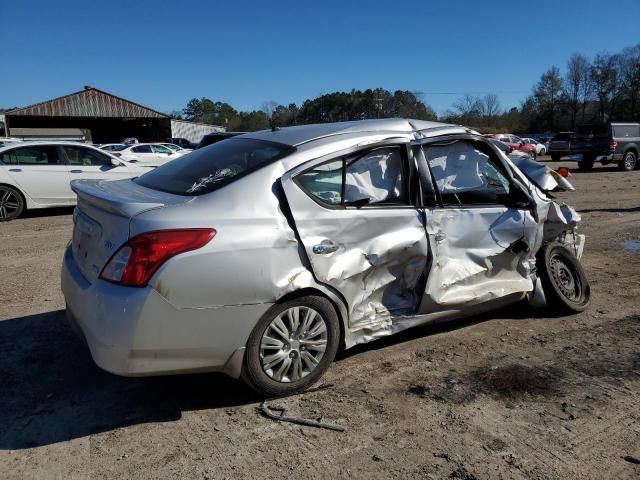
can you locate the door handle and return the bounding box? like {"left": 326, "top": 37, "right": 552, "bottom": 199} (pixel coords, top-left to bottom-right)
{"left": 70, "top": 169, "right": 83, "bottom": 173}
{"left": 8, "top": 168, "right": 22, "bottom": 172}
{"left": 313, "top": 240, "right": 339, "bottom": 255}
{"left": 435, "top": 232, "right": 447, "bottom": 242}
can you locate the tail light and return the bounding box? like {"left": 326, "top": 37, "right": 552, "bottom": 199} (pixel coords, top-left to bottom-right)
{"left": 100, "top": 229, "right": 216, "bottom": 287}
{"left": 610, "top": 141, "right": 618, "bottom": 153}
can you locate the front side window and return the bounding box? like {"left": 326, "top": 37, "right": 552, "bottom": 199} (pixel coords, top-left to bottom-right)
{"left": 425, "top": 140, "right": 511, "bottom": 206}
{"left": 0, "top": 146, "right": 61, "bottom": 165}
{"left": 63, "top": 146, "right": 111, "bottom": 166}
{"left": 151, "top": 145, "right": 172, "bottom": 154}
{"left": 134, "top": 137, "right": 295, "bottom": 196}
{"left": 296, "top": 147, "right": 407, "bottom": 207}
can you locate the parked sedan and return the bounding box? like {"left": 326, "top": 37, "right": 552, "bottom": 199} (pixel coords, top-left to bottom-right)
{"left": 522, "top": 137, "right": 547, "bottom": 156}
{"left": 0, "top": 141, "right": 153, "bottom": 221}
{"left": 111, "top": 143, "right": 185, "bottom": 166}
{"left": 61, "top": 119, "right": 590, "bottom": 397}
{"left": 486, "top": 134, "right": 537, "bottom": 159}
{"left": 489, "top": 139, "right": 531, "bottom": 160}
{"left": 99, "top": 143, "right": 125, "bottom": 152}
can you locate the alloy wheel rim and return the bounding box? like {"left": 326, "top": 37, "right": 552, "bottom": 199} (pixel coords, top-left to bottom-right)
{"left": 624, "top": 153, "right": 634, "bottom": 169}
{"left": 260, "top": 306, "right": 328, "bottom": 383}
{"left": 550, "top": 255, "right": 582, "bottom": 303}
{"left": 0, "top": 189, "right": 20, "bottom": 219}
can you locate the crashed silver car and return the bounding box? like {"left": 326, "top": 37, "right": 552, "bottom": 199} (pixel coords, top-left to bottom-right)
{"left": 61, "top": 119, "right": 590, "bottom": 397}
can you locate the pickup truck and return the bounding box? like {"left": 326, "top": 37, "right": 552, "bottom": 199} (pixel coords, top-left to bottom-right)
{"left": 570, "top": 123, "right": 640, "bottom": 171}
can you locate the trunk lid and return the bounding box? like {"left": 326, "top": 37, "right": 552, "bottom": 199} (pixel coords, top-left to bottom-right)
{"left": 70, "top": 178, "right": 189, "bottom": 283}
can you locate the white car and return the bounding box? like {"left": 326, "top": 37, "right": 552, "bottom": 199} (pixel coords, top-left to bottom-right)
{"left": 522, "top": 138, "right": 547, "bottom": 156}
{"left": 0, "top": 141, "right": 153, "bottom": 221}
{"left": 111, "top": 143, "right": 185, "bottom": 166}
{"left": 99, "top": 143, "right": 125, "bottom": 152}
{"left": 158, "top": 143, "right": 192, "bottom": 153}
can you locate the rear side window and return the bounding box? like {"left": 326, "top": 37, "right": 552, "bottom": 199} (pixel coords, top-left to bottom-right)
{"left": 135, "top": 138, "right": 295, "bottom": 195}
{"left": 132, "top": 145, "right": 152, "bottom": 153}
{"left": 296, "top": 147, "right": 408, "bottom": 207}
{"left": 613, "top": 125, "right": 640, "bottom": 138}
{"left": 0, "top": 146, "right": 61, "bottom": 165}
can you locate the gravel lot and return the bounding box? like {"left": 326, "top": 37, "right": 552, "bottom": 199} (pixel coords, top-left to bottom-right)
{"left": 1, "top": 157, "right": 639, "bottom": 479}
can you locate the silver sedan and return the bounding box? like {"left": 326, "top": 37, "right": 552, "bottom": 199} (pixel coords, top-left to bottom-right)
{"left": 61, "top": 119, "right": 590, "bottom": 397}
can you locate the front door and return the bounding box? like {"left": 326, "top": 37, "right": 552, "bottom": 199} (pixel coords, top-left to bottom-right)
{"left": 282, "top": 145, "right": 430, "bottom": 330}
{"left": 414, "top": 137, "right": 539, "bottom": 311}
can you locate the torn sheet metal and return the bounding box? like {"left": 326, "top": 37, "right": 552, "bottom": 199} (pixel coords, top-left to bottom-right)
{"left": 511, "top": 157, "right": 575, "bottom": 192}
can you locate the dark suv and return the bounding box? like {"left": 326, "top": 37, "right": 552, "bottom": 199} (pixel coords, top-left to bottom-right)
{"left": 548, "top": 132, "right": 573, "bottom": 161}
{"left": 570, "top": 123, "right": 640, "bottom": 171}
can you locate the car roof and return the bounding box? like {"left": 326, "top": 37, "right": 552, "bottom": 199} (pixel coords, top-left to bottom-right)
{"left": 240, "top": 119, "right": 472, "bottom": 147}
{"left": 0, "top": 140, "right": 106, "bottom": 152}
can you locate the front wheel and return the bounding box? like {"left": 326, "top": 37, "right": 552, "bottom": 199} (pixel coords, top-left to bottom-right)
{"left": 528, "top": 150, "right": 537, "bottom": 161}
{"left": 242, "top": 295, "right": 340, "bottom": 397}
{"left": 0, "top": 185, "right": 24, "bottom": 221}
{"left": 537, "top": 242, "right": 591, "bottom": 314}
{"left": 619, "top": 151, "right": 637, "bottom": 171}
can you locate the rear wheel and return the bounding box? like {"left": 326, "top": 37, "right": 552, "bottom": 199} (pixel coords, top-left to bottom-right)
{"left": 242, "top": 295, "right": 340, "bottom": 397}
{"left": 619, "top": 151, "right": 637, "bottom": 171}
{"left": 537, "top": 242, "right": 590, "bottom": 314}
{"left": 0, "top": 185, "right": 24, "bottom": 221}
{"left": 528, "top": 150, "right": 537, "bottom": 160}
{"left": 578, "top": 159, "right": 594, "bottom": 171}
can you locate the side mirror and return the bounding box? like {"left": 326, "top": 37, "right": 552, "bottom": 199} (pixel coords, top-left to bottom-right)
{"left": 110, "top": 158, "right": 121, "bottom": 167}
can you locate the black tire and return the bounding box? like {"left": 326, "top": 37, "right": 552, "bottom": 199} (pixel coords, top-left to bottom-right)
{"left": 242, "top": 295, "right": 340, "bottom": 397}
{"left": 537, "top": 242, "right": 590, "bottom": 314}
{"left": 0, "top": 185, "right": 25, "bottom": 221}
{"left": 619, "top": 151, "right": 637, "bottom": 171}
{"left": 551, "top": 154, "right": 560, "bottom": 162}
{"left": 578, "top": 159, "right": 594, "bottom": 171}
{"left": 529, "top": 150, "right": 537, "bottom": 161}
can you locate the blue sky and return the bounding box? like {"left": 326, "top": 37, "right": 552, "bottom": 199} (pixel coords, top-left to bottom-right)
{"left": 2, "top": 0, "right": 639, "bottom": 116}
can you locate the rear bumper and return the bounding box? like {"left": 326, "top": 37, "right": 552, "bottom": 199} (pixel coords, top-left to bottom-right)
{"left": 61, "top": 245, "right": 270, "bottom": 378}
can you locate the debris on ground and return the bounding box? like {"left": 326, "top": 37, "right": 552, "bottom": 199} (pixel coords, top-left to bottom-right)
{"left": 258, "top": 401, "right": 346, "bottom": 432}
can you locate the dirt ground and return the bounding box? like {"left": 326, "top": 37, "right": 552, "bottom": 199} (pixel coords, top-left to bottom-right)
{"left": 1, "top": 157, "right": 639, "bottom": 480}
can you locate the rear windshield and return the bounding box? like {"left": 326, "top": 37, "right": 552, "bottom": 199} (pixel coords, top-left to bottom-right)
{"left": 134, "top": 137, "right": 295, "bottom": 196}
{"left": 551, "top": 133, "right": 572, "bottom": 141}
{"left": 575, "top": 125, "right": 609, "bottom": 137}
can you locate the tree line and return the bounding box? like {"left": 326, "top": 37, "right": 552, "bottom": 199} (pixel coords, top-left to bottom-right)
{"left": 176, "top": 43, "right": 639, "bottom": 133}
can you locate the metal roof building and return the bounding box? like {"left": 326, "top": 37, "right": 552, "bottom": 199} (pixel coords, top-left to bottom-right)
{"left": 1, "top": 87, "right": 208, "bottom": 144}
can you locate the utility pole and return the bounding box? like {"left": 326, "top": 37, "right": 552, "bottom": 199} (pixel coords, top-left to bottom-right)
{"left": 375, "top": 89, "right": 384, "bottom": 119}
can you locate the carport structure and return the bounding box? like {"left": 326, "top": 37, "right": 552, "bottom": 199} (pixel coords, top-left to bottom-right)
{"left": 3, "top": 86, "right": 171, "bottom": 144}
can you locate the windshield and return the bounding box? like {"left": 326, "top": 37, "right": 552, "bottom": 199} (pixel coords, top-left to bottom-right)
{"left": 575, "top": 125, "right": 609, "bottom": 137}
{"left": 134, "top": 137, "right": 295, "bottom": 196}
{"left": 113, "top": 145, "right": 129, "bottom": 151}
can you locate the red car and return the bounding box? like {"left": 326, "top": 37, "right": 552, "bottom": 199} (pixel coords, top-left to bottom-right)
{"left": 486, "top": 134, "right": 537, "bottom": 159}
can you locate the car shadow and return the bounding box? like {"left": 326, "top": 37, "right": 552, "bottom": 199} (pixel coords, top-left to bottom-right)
{"left": 338, "top": 302, "right": 555, "bottom": 360}
{"left": 0, "top": 303, "right": 557, "bottom": 450}
{"left": 0, "top": 310, "right": 258, "bottom": 450}
{"left": 20, "top": 206, "right": 75, "bottom": 219}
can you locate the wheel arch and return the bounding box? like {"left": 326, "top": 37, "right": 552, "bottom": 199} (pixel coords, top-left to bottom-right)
{"left": 275, "top": 286, "right": 348, "bottom": 350}
{"left": 0, "top": 182, "right": 27, "bottom": 210}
